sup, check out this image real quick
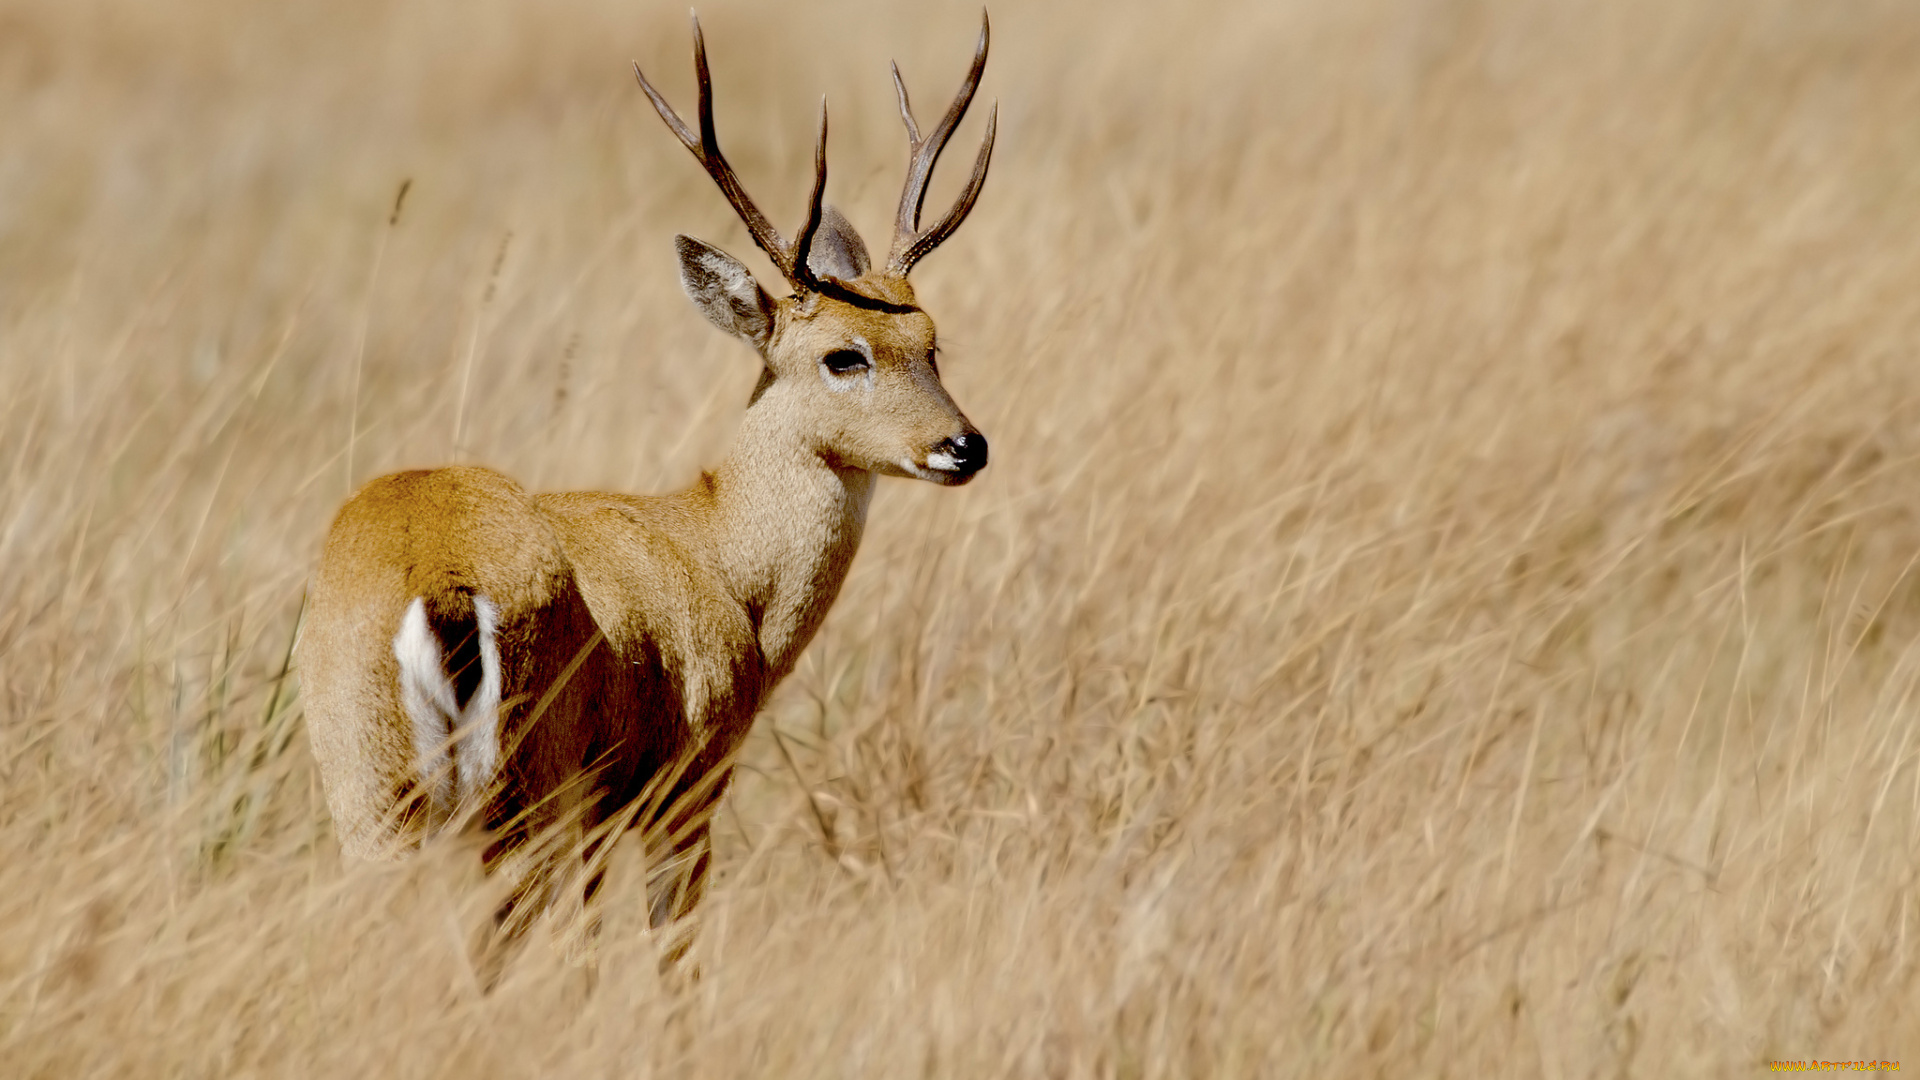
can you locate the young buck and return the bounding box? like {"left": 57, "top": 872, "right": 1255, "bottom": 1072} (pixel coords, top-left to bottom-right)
{"left": 297, "top": 14, "right": 995, "bottom": 962}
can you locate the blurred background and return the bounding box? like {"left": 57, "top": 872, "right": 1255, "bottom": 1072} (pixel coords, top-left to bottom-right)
{"left": 3, "top": 0, "right": 1919, "bottom": 1073}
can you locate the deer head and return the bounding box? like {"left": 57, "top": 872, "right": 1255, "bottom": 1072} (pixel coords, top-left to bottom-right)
{"left": 634, "top": 12, "right": 995, "bottom": 485}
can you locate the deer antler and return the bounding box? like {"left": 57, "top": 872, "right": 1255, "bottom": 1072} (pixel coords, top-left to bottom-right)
{"left": 634, "top": 15, "right": 829, "bottom": 294}
{"left": 888, "top": 10, "right": 997, "bottom": 277}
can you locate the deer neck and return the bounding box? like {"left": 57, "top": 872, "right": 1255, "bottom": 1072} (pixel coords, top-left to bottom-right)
{"left": 704, "top": 403, "right": 875, "bottom": 679}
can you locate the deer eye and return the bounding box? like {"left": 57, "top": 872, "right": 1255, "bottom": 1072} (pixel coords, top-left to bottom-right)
{"left": 822, "top": 349, "right": 869, "bottom": 375}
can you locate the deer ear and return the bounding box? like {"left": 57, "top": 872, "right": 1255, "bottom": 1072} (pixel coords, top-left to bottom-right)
{"left": 675, "top": 235, "right": 775, "bottom": 349}
{"left": 805, "top": 205, "right": 871, "bottom": 282}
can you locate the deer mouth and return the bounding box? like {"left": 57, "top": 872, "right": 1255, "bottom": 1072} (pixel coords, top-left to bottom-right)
{"left": 907, "top": 459, "right": 980, "bottom": 486}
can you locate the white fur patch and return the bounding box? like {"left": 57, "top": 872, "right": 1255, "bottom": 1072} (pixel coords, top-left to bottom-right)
{"left": 457, "top": 596, "right": 502, "bottom": 809}
{"left": 393, "top": 595, "right": 502, "bottom": 821}
{"left": 697, "top": 251, "right": 757, "bottom": 296}
{"left": 925, "top": 448, "right": 962, "bottom": 472}
{"left": 897, "top": 457, "right": 937, "bottom": 481}
{"left": 395, "top": 599, "right": 455, "bottom": 814}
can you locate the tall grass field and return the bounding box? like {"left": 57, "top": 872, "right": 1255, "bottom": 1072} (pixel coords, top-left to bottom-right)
{"left": 3, "top": 0, "right": 1919, "bottom": 1073}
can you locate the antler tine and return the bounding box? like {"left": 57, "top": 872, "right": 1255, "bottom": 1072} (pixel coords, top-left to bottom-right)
{"left": 894, "top": 103, "right": 994, "bottom": 275}
{"left": 888, "top": 10, "right": 993, "bottom": 276}
{"left": 634, "top": 15, "right": 824, "bottom": 292}
{"left": 890, "top": 61, "right": 921, "bottom": 146}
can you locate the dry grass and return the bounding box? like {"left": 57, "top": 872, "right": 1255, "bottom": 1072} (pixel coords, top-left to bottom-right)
{"left": 4, "top": 0, "right": 1920, "bottom": 1073}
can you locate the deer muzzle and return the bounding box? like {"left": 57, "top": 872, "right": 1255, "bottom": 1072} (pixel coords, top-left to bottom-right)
{"left": 924, "top": 431, "right": 989, "bottom": 484}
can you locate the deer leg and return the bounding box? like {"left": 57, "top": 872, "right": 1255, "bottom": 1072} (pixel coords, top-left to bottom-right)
{"left": 641, "top": 764, "right": 733, "bottom": 969}
{"left": 470, "top": 793, "right": 585, "bottom": 988}
{"left": 570, "top": 809, "right": 619, "bottom": 973}
{"left": 645, "top": 820, "right": 711, "bottom": 972}
{"left": 645, "top": 823, "right": 713, "bottom": 930}
{"left": 645, "top": 763, "right": 733, "bottom": 924}
{"left": 471, "top": 829, "right": 539, "bottom": 991}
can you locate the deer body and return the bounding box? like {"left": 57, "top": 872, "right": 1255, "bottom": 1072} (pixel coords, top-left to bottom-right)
{"left": 301, "top": 424, "right": 870, "bottom": 923}
{"left": 297, "top": 14, "right": 996, "bottom": 960}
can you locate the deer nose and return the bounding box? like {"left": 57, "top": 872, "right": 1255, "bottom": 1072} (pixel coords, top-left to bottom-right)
{"left": 943, "top": 432, "right": 989, "bottom": 474}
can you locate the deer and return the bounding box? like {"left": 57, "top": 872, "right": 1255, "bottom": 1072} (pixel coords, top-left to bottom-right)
{"left": 295, "top": 12, "right": 995, "bottom": 974}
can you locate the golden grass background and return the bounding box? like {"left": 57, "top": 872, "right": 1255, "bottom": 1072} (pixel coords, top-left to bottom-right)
{"left": 4, "top": 0, "right": 1920, "bottom": 1073}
